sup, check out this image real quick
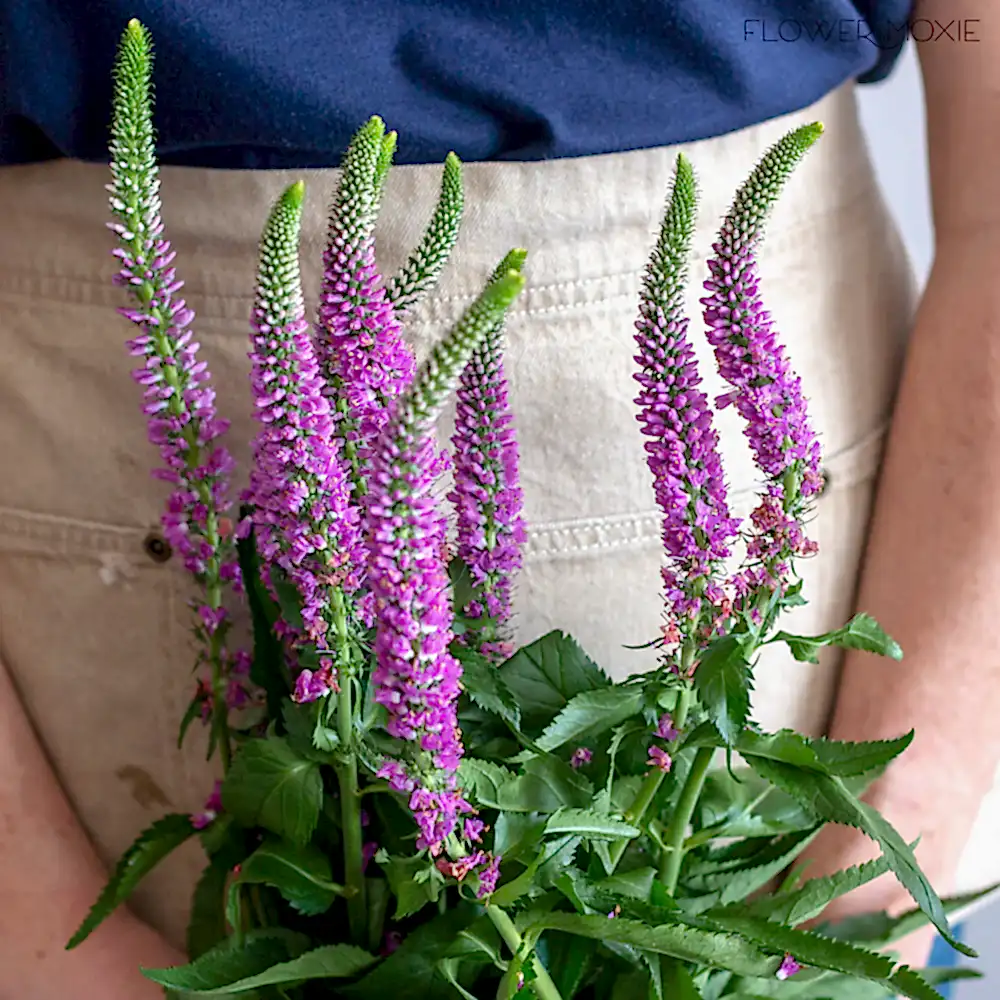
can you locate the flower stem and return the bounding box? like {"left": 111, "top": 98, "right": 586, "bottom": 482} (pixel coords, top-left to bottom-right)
{"left": 332, "top": 591, "right": 367, "bottom": 944}
{"left": 659, "top": 745, "right": 714, "bottom": 891}
{"left": 485, "top": 905, "right": 564, "bottom": 1000}
{"left": 607, "top": 684, "right": 693, "bottom": 872}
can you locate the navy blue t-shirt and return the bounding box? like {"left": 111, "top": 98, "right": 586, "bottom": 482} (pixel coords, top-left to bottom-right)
{"left": 0, "top": 1, "right": 912, "bottom": 168}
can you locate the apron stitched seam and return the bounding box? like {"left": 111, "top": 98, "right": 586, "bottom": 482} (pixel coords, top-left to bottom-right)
{"left": 0, "top": 180, "right": 878, "bottom": 314}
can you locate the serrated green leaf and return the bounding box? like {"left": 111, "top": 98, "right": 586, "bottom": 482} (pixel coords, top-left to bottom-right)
{"left": 544, "top": 808, "right": 640, "bottom": 841}
{"left": 459, "top": 758, "right": 515, "bottom": 809}
{"left": 773, "top": 612, "right": 902, "bottom": 664}
{"left": 377, "top": 852, "right": 442, "bottom": 919}
{"left": 178, "top": 689, "right": 206, "bottom": 749}
{"left": 546, "top": 933, "right": 594, "bottom": 999}
{"left": 661, "top": 958, "right": 704, "bottom": 999}
{"left": 706, "top": 912, "right": 895, "bottom": 982}
{"left": 499, "top": 631, "right": 609, "bottom": 734}
{"left": 746, "top": 854, "right": 893, "bottom": 926}
{"left": 146, "top": 940, "right": 375, "bottom": 993}
{"left": 530, "top": 913, "right": 779, "bottom": 977}
{"left": 685, "top": 828, "right": 821, "bottom": 908}
{"left": 685, "top": 724, "right": 913, "bottom": 779}
{"left": 67, "top": 813, "right": 195, "bottom": 948}
{"left": 888, "top": 966, "right": 948, "bottom": 1000}
{"left": 822, "top": 882, "right": 1000, "bottom": 947}
{"left": 233, "top": 838, "right": 342, "bottom": 915}
{"left": 693, "top": 635, "right": 753, "bottom": 745}
{"left": 535, "top": 687, "right": 645, "bottom": 753}
{"left": 743, "top": 756, "right": 971, "bottom": 957}
{"left": 186, "top": 861, "right": 231, "bottom": 960}
{"left": 496, "top": 756, "right": 595, "bottom": 813}
{"left": 221, "top": 738, "right": 322, "bottom": 846}
{"left": 142, "top": 929, "right": 309, "bottom": 992}
{"left": 456, "top": 646, "right": 521, "bottom": 728}
{"left": 342, "top": 905, "right": 479, "bottom": 1000}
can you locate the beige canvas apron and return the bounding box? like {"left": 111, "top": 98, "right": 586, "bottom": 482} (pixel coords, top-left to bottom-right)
{"left": 0, "top": 81, "right": 996, "bottom": 950}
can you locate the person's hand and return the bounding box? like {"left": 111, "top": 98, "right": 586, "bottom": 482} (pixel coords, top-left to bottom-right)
{"left": 50, "top": 908, "right": 187, "bottom": 1000}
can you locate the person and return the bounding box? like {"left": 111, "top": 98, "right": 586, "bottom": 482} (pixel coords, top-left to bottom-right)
{"left": 0, "top": 0, "right": 997, "bottom": 995}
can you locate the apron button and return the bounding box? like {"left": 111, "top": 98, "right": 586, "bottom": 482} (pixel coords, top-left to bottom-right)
{"left": 142, "top": 531, "right": 172, "bottom": 563}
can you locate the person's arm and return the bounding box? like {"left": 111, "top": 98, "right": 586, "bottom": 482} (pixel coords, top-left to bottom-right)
{"left": 0, "top": 661, "right": 184, "bottom": 998}
{"left": 800, "top": 0, "right": 1000, "bottom": 965}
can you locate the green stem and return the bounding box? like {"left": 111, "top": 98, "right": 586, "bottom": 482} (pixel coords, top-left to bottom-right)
{"left": 332, "top": 590, "right": 367, "bottom": 945}
{"left": 659, "top": 746, "right": 714, "bottom": 892}
{"left": 607, "top": 685, "right": 693, "bottom": 872}
{"left": 485, "top": 906, "right": 564, "bottom": 1000}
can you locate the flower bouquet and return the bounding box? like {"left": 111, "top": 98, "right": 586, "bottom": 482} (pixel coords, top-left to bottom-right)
{"left": 66, "top": 20, "right": 994, "bottom": 1000}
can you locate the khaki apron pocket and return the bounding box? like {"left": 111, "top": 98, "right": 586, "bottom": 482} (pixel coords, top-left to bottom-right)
{"left": 0, "top": 505, "right": 216, "bottom": 950}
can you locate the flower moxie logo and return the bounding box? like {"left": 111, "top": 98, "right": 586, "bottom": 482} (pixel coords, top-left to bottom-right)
{"left": 743, "top": 18, "right": 981, "bottom": 47}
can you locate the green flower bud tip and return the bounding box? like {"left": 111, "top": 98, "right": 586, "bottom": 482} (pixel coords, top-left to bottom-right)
{"left": 489, "top": 248, "right": 528, "bottom": 285}
{"left": 283, "top": 180, "right": 306, "bottom": 210}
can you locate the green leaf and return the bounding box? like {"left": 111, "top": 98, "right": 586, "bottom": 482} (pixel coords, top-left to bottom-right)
{"left": 67, "top": 813, "right": 194, "bottom": 948}
{"left": 529, "top": 913, "right": 778, "bottom": 978}
{"left": 269, "top": 565, "right": 305, "bottom": 633}
{"left": 496, "top": 756, "right": 595, "bottom": 813}
{"left": 544, "top": 808, "right": 640, "bottom": 841}
{"left": 236, "top": 518, "right": 289, "bottom": 717}
{"left": 685, "top": 828, "right": 821, "bottom": 908}
{"left": 822, "top": 882, "right": 1000, "bottom": 947}
{"left": 142, "top": 929, "right": 309, "bottom": 992}
{"left": 535, "top": 687, "right": 645, "bottom": 753}
{"left": 684, "top": 724, "right": 912, "bottom": 781}
{"left": 745, "top": 854, "right": 893, "bottom": 926}
{"left": 706, "top": 913, "right": 895, "bottom": 982}
{"left": 233, "top": 838, "right": 342, "bottom": 915}
{"left": 889, "top": 966, "right": 949, "bottom": 1000}
{"left": 178, "top": 689, "right": 206, "bottom": 749}
{"left": 456, "top": 646, "right": 521, "bottom": 728}
{"left": 499, "top": 631, "right": 609, "bottom": 734}
{"left": 744, "top": 755, "right": 972, "bottom": 956}
{"left": 377, "top": 852, "right": 442, "bottom": 920}
{"left": 186, "top": 861, "right": 231, "bottom": 960}
{"left": 693, "top": 635, "right": 753, "bottom": 745}
{"left": 221, "top": 738, "right": 322, "bottom": 846}
{"left": 436, "top": 958, "right": 481, "bottom": 1000}
{"left": 773, "top": 612, "right": 902, "bottom": 664}
{"left": 146, "top": 940, "right": 375, "bottom": 993}
{"left": 696, "top": 767, "right": 819, "bottom": 840}
{"left": 661, "top": 959, "right": 704, "bottom": 1000}
{"left": 458, "top": 758, "right": 516, "bottom": 809}
{"left": 343, "top": 905, "right": 480, "bottom": 1000}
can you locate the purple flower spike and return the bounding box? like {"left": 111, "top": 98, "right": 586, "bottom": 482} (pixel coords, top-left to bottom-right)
{"left": 316, "top": 117, "right": 417, "bottom": 492}
{"left": 109, "top": 21, "right": 236, "bottom": 589}
{"left": 700, "top": 125, "right": 825, "bottom": 599}
{"left": 450, "top": 249, "right": 528, "bottom": 656}
{"left": 634, "top": 155, "right": 740, "bottom": 625}
{"left": 246, "top": 181, "right": 363, "bottom": 670}
{"left": 368, "top": 265, "right": 525, "bottom": 853}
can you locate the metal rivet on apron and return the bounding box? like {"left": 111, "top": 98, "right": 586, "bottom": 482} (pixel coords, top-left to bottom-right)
{"left": 142, "top": 531, "right": 172, "bottom": 563}
{"left": 818, "top": 469, "right": 832, "bottom": 496}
